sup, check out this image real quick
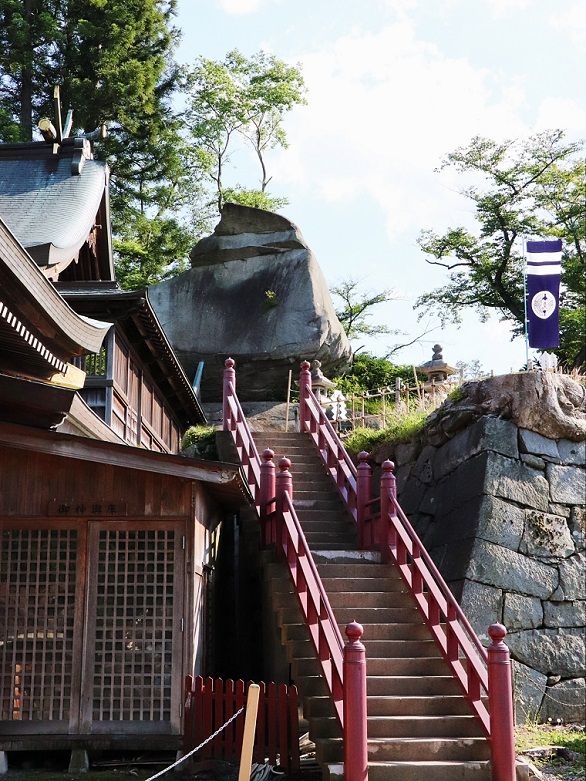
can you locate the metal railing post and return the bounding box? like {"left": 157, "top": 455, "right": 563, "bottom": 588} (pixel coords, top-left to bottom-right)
{"left": 259, "top": 449, "right": 276, "bottom": 546}
{"left": 343, "top": 622, "right": 368, "bottom": 781}
{"left": 299, "top": 360, "right": 311, "bottom": 433}
{"left": 223, "top": 357, "right": 236, "bottom": 431}
{"left": 488, "top": 624, "right": 516, "bottom": 781}
{"left": 276, "top": 457, "right": 293, "bottom": 554}
{"left": 356, "top": 451, "right": 372, "bottom": 550}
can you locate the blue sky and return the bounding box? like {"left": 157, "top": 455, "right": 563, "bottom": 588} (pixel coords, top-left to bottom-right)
{"left": 174, "top": 0, "right": 585, "bottom": 374}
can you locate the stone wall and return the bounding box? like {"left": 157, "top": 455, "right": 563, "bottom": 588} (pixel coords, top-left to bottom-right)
{"left": 369, "top": 373, "right": 585, "bottom": 722}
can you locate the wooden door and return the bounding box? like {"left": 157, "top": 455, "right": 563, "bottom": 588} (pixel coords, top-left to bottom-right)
{"left": 80, "top": 521, "right": 185, "bottom": 735}
{"left": 0, "top": 522, "right": 86, "bottom": 733}
{"left": 0, "top": 519, "right": 185, "bottom": 736}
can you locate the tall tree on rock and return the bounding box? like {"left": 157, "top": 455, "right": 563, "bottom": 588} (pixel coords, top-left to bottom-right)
{"left": 185, "top": 49, "right": 306, "bottom": 212}
{"left": 416, "top": 131, "right": 585, "bottom": 368}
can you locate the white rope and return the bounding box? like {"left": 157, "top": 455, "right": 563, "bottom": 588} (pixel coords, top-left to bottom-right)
{"left": 143, "top": 706, "right": 245, "bottom": 781}
{"left": 514, "top": 667, "right": 585, "bottom": 708}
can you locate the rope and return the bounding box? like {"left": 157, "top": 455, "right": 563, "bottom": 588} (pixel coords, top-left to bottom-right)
{"left": 514, "top": 666, "right": 585, "bottom": 708}
{"left": 143, "top": 706, "right": 245, "bottom": 781}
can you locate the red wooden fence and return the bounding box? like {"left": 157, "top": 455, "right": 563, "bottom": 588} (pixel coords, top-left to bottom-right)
{"left": 183, "top": 675, "right": 300, "bottom": 772}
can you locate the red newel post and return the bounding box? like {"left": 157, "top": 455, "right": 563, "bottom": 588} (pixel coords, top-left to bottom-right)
{"left": 276, "top": 457, "right": 293, "bottom": 554}
{"left": 259, "top": 449, "right": 276, "bottom": 546}
{"left": 356, "top": 452, "right": 372, "bottom": 550}
{"left": 223, "top": 357, "right": 236, "bottom": 431}
{"left": 487, "top": 624, "right": 516, "bottom": 781}
{"left": 299, "top": 360, "right": 311, "bottom": 433}
{"left": 379, "top": 460, "right": 396, "bottom": 560}
{"left": 343, "top": 622, "right": 368, "bottom": 781}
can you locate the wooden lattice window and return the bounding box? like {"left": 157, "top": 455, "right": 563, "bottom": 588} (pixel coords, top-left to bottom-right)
{"left": 0, "top": 528, "right": 78, "bottom": 722}
{"left": 91, "top": 529, "right": 176, "bottom": 723}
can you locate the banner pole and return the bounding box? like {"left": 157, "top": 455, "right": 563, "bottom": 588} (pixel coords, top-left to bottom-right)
{"left": 522, "top": 235, "right": 530, "bottom": 369}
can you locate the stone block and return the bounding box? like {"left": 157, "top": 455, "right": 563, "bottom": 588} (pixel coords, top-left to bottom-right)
{"left": 503, "top": 593, "right": 543, "bottom": 631}
{"left": 395, "top": 441, "right": 419, "bottom": 466}
{"left": 547, "top": 463, "right": 586, "bottom": 505}
{"left": 506, "top": 628, "right": 585, "bottom": 677}
{"left": 428, "top": 538, "right": 476, "bottom": 583}
{"left": 418, "top": 453, "right": 491, "bottom": 517}
{"left": 520, "top": 453, "right": 546, "bottom": 470}
{"left": 520, "top": 510, "right": 575, "bottom": 559}
{"left": 395, "top": 463, "right": 413, "bottom": 494}
{"left": 433, "top": 416, "right": 519, "bottom": 480}
{"left": 466, "top": 540, "right": 558, "bottom": 599}
{"left": 424, "top": 496, "right": 483, "bottom": 547}
{"left": 512, "top": 660, "right": 546, "bottom": 723}
{"left": 552, "top": 551, "right": 586, "bottom": 601}
{"left": 413, "top": 445, "right": 436, "bottom": 484}
{"left": 519, "top": 428, "right": 560, "bottom": 459}
{"left": 459, "top": 579, "right": 503, "bottom": 640}
{"left": 476, "top": 496, "right": 525, "bottom": 551}
{"left": 398, "top": 474, "right": 425, "bottom": 514}
{"left": 558, "top": 439, "right": 586, "bottom": 466}
{"left": 569, "top": 507, "right": 585, "bottom": 551}
{"left": 543, "top": 600, "right": 586, "bottom": 628}
{"left": 539, "top": 677, "right": 586, "bottom": 724}
{"left": 486, "top": 453, "right": 550, "bottom": 511}
{"left": 549, "top": 503, "right": 571, "bottom": 517}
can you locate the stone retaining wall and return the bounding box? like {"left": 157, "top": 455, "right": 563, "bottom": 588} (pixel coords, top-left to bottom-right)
{"left": 369, "top": 374, "right": 585, "bottom": 722}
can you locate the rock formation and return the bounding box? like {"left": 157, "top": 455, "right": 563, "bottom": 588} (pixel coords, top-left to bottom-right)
{"left": 149, "top": 204, "right": 352, "bottom": 401}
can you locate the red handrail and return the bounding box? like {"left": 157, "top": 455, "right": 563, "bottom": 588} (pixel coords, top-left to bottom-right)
{"left": 299, "top": 361, "right": 358, "bottom": 522}
{"left": 280, "top": 488, "right": 345, "bottom": 726}
{"left": 223, "top": 358, "right": 261, "bottom": 505}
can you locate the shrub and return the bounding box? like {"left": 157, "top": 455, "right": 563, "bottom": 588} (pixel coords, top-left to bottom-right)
{"left": 344, "top": 409, "right": 428, "bottom": 456}
{"left": 181, "top": 425, "right": 218, "bottom": 459}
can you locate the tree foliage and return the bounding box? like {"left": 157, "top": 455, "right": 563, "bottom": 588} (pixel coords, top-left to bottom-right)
{"left": 184, "top": 48, "right": 305, "bottom": 211}
{"left": 331, "top": 278, "right": 395, "bottom": 340}
{"left": 416, "top": 130, "right": 585, "bottom": 368}
{"left": 334, "top": 352, "right": 423, "bottom": 396}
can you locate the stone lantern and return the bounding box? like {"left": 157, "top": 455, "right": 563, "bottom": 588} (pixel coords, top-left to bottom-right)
{"left": 311, "top": 359, "right": 336, "bottom": 404}
{"left": 418, "top": 344, "right": 457, "bottom": 392}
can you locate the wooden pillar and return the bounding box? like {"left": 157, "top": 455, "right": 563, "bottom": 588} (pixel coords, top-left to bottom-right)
{"left": 276, "top": 457, "right": 293, "bottom": 554}
{"left": 379, "top": 460, "right": 396, "bottom": 561}
{"left": 223, "top": 357, "right": 236, "bottom": 431}
{"left": 356, "top": 451, "right": 372, "bottom": 550}
{"left": 488, "top": 624, "right": 516, "bottom": 781}
{"left": 260, "top": 449, "right": 276, "bottom": 546}
{"left": 343, "top": 622, "right": 368, "bottom": 781}
{"left": 298, "top": 360, "right": 311, "bottom": 433}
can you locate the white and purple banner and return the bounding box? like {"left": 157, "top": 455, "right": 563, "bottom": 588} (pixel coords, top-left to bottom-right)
{"left": 526, "top": 239, "right": 562, "bottom": 349}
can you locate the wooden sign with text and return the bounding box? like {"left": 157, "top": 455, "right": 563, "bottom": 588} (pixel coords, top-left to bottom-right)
{"left": 47, "top": 499, "right": 127, "bottom": 517}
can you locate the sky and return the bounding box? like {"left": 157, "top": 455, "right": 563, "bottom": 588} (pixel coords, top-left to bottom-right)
{"left": 174, "top": 0, "right": 585, "bottom": 375}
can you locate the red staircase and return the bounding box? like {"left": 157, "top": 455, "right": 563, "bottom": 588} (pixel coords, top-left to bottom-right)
{"left": 221, "top": 358, "right": 518, "bottom": 781}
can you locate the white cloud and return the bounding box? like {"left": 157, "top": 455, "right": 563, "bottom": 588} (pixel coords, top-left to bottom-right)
{"left": 483, "top": 0, "right": 531, "bottom": 17}
{"left": 550, "top": 2, "right": 586, "bottom": 45}
{"left": 274, "top": 21, "right": 533, "bottom": 240}
{"left": 215, "top": 0, "right": 265, "bottom": 14}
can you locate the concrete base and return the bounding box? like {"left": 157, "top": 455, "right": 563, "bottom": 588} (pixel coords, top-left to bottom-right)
{"left": 0, "top": 751, "right": 7, "bottom": 775}
{"left": 68, "top": 749, "right": 89, "bottom": 774}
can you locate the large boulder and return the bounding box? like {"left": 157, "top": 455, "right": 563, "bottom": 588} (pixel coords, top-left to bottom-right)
{"left": 149, "top": 204, "right": 352, "bottom": 401}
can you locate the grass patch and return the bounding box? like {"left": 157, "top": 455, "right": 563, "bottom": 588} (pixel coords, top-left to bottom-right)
{"left": 344, "top": 410, "right": 428, "bottom": 455}
{"left": 181, "top": 425, "right": 218, "bottom": 459}
{"left": 516, "top": 722, "right": 586, "bottom": 780}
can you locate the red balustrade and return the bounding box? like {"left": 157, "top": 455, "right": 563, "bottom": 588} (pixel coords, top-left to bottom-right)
{"left": 297, "top": 362, "right": 516, "bottom": 781}
{"left": 223, "top": 357, "right": 261, "bottom": 505}
{"left": 183, "top": 675, "right": 299, "bottom": 771}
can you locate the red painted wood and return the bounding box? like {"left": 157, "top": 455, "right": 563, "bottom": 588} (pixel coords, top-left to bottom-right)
{"left": 344, "top": 623, "right": 369, "bottom": 781}
{"left": 267, "top": 682, "right": 277, "bottom": 765}
{"left": 259, "top": 449, "right": 276, "bottom": 545}
{"left": 288, "top": 685, "right": 299, "bottom": 771}
{"left": 214, "top": 677, "right": 224, "bottom": 756}
{"left": 235, "top": 679, "right": 245, "bottom": 753}
{"left": 488, "top": 625, "right": 516, "bottom": 781}
{"left": 356, "top": 451, "right": 372, "bottom": 549}
{"left": 225, "top": 679, "right": 235, "bottom": 759}
{"left": 194, "top": 676, "right": 204, "bottom": 752}
{"left": 254, "top": 680, "right": 266, "bottom": 762}
{"left": 202, "top": 676, "right": 213, "bottom": 758}
{"left": 278, "top": 683, "right": 288, "bottom": 771}
{"left": 183, "top": 675, "right": 194, "bottom": 752}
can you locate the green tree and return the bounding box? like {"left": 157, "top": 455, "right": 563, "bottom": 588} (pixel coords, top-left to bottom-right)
{"left": 185, "top": 48, "right": 306, "bottom": 212}
{"left": 334, "top": 352, "right": 423, "bottom": 396}
{"left": 331, "top": 278, "right": 395, "bottom": 340}
{"left": 0, "top": 0, "right": 198, "bottom": 288}
{"left": 416, "top": 130, "right": 585, "bottom": 368}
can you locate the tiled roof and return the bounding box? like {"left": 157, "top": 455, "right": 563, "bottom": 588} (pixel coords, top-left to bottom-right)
{"left": 0, "top": 141, "right": 107, "bottom": 267}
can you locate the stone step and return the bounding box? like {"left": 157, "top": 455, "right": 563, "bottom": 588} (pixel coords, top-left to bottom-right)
{"left": 310, "top": 715, "right": 483, "bottom": 739}
{"left": 293, "top": 497, "right": 344, "bottom": 510}
{"left": 282, "top": 622, "right": 429, "bottom": 642}
{"left": 316, "top": 563, "right": 397, "bottom": 578}
{"left": 303, "top": 532, "right": 356, "bottom": 545}
{"left": 326, "top": 591, "right": 411, "bottom": 608}
{"left": 316, "top": 736, "right": 491, "bottom": 763}
{"left": 305, "top": 694, "right": 474, "bottom": 718}
{"left": 319, "top": 577, "right": 405, "bottom": 592}
{"left": 292, "top": 656, "right": 451, "bottom": 677}
{"left": 278, "top": 605, "right": 418, "bottom": 625}
{"left": 289, "top": 638, "right": 440, "bottom": 660}
{"left": 325, "top": 760, "right": 491, "bottom": 781}
{"left": 365, "top": 675, "right": 461, "bottom": 696}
